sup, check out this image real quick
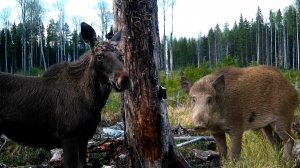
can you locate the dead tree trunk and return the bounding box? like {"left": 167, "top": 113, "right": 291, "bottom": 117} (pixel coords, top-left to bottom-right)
{"left": 113, "top": 0, "right": 190, "bottom": 167}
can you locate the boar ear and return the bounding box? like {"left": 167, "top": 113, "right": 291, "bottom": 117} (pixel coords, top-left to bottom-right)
{"left": 212, "top": 74, "right": 225, "bottom": 93}
{"left": 181, "top": 76, "right": 193, "bottom": 94}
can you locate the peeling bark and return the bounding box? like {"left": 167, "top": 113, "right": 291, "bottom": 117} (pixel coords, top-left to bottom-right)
{"left": 113, "top": 0, "right": 190, "bottom": 167}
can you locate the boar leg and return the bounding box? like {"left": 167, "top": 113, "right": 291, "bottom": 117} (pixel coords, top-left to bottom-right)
{"left": 212, "top": 132, "right": 227, "bottom": 158}
{"left": 229, "top": 132, "right": 243, "bottom": 160}
{"left": 262, "top": 125, "right": 282, "bottom": 150}
{"left": 272, "top": 122, "right": 293, "bottom": 160}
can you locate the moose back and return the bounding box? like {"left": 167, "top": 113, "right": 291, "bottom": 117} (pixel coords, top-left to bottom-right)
{"left": 0, "top": 22, "right": 129, "bottom": 167}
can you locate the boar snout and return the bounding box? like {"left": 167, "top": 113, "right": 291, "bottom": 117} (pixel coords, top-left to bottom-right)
{"left": 194, "top": 121, "right": 207, "bottom": 132}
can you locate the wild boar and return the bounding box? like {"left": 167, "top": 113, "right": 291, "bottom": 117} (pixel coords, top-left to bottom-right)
{"left": 181, "top": 65, "right": 299, "bottom": 160}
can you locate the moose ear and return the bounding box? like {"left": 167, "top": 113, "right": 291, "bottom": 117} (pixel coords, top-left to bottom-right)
{"left": 212, "top": 74, "right": 225, "bottom": 93}
{"left": 105, "top": 26, "right": 114, "bottom": 40}
{"left": 110, "top": 31, "right": 122, "bottom": 45}
{"left": 181, "top": 76, "right": 193, "bottom": 94}
{"left": 81, "top": 22, "right": 97, "bottom": 47}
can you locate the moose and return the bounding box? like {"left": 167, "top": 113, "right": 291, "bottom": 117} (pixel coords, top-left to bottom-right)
{"left": 181, "top": 65, "right": 298, "bottom": 160}
{"left": 0, "top": 22, "right": 130, "bottom": 167}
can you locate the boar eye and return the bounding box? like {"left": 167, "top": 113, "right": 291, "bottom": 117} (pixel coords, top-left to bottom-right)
{"left": 192, "top": 97, "right": 197, "bottom": 104}
{"left": 207, "top": 96, "right": 213, "bottom": 104}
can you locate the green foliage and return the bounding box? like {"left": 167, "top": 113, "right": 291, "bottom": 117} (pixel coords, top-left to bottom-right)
{"left": 222, "top": 131, "right": 293, "bottom": 168}
{"left": 281, "top": 69, "right": 300, "bottom": 116}
{"left": 249, "top": 60, "right": 259, "bottom": 66}
{"left": 93, "top": 153, "right": 108, "bottom": 165}
{"left": 160, "top": 64, "right": 212, "bottom": 107}
{"left": 101, "top": 92, "right": 122, "bottom": 124}
{"left": 216, "top": 55, "right": 240, "bottom": 69}
{"left": 160, "top": 71, "right": 187, "bottom": 107}
{"left": 15, "top": 67, "right": 44, "bottom": 76}
{"left": 281, "top": 69, "right": 300, "bottom": 84}
{"left": 30, "top": 67, "right": 44, "bottom": 76}
{"left": 0, "top": 143, "right": 48, "bottom": 166}
{"left": 183, "top": 63, "right": 212, "bottom": 82}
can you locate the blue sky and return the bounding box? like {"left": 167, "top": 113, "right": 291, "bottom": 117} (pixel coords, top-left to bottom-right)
{"left": 0, "top": 0, "right": 295, "bottom": 38}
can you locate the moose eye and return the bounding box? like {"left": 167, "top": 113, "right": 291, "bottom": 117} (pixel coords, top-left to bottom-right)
{"left": 97, "top": 55, "right": 104, "bottom": 62}
{"left": 207, "top": 96, "right": 213, "bottom": 104}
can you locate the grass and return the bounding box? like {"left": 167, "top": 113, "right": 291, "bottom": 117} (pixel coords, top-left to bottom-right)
{"left": 101, "top": 91, "right": 123, "bottom": 124}
{"left": 0, "top": 142, "right": 48, "bottom": 166}
{"left": 222, "top": 131, "right": 293, "bottom": 168}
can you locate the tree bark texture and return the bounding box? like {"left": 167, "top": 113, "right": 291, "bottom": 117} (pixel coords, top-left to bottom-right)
{"left": 113, "top": 0, "right": 190, "bottom": 167}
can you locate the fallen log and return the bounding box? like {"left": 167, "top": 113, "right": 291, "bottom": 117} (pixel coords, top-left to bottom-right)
{"left": 176, "top": 136, "right": 214, "bottom": 147}
{"left": 175, "top": 136, "right": 214, "bottom": 141}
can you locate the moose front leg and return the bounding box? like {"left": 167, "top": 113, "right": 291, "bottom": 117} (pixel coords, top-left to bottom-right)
{"left": 78, "top": 141, "right": 88, "bottom": 167}
{"left": 63, "top": 138, "right": 82, "bottom": 168}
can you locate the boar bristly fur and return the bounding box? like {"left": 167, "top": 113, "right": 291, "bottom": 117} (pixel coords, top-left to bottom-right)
{"left": 182, "top": 65, "right": 298, "bottom": 160}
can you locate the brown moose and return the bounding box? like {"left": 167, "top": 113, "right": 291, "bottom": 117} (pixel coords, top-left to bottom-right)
{"left": 181, "top": 65, "right": 298, "bottom": 160}
{"left": 0, "top": 23, "right": 129, "bottom": 167}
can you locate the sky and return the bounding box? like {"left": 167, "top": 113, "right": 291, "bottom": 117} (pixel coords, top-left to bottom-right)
{"left": 168, "top": 0, "right": 295, "bottom": 37}
{"left": 0, "top": 0, "right": 296, "bottom": 38}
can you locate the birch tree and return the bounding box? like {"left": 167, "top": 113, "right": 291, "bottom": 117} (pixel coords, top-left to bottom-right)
{"left": 16, "top": 0, "right": 29, "bottom": 72}
{"left": 169, "top": 0, "right": 175, "bottom": 73}
{"left": 27, "top": 0, "right": 44, "bottom": 73}
{"left": 97, "top": 0, "right": 113, "bottom": 40}
{"left": 256, "top": 7, "right": 263, "bottom": 64}
{"left": 159, "top": 0, "right": 172, "bottom": 77}
{"left": 270, "top": 10, "right": 274, "bottom": 66}
{"left": 275, "top": 10, "right": 283, "bottom": 67}
{"left": 0, "top": 7, "right": 11, "bottom": 72}
{"left": 286, "top": 6, "right": 297, "bottom": 69}
{"left": 71, "top": 15, "right": 82, "bottom": 61}
{"left": 54, "top": 0, "right": 67, "bottom": 62}
{"left": 196, "top": 33, "right": 201, "bottom": 67}
{"left": 296, "top": 0, "right": 300, "bottom": 70}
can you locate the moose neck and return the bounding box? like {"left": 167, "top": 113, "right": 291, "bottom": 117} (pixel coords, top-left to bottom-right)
{"left": 68, "top": 52, "right": 112, "bottom": 109}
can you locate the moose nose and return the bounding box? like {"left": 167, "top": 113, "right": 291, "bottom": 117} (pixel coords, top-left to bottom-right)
{"left": 117, "top": 73, "right": 130, "bottom": 90}
{"left": 115, "top": 71, "right": 130, "bottom": 91}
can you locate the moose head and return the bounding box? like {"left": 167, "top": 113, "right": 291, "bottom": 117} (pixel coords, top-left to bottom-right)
{"left": 81, "top": 22, "right": 130, "bottom": 92}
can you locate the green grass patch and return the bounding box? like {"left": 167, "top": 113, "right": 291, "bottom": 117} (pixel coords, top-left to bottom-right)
{"left": 0, "top": 142, "right": 48, "bottom": 166}
{"left": 222, "top": 131, "right": 293, "bottom": 168}
{"left": 101, "top": 91, "right": 123, "bottom": 124}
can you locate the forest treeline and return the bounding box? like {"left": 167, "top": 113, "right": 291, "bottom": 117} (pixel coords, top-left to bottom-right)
{"left": 1, "top": 1, "right": 300, "bottom": 73}
{"left": 0, "top": 20, "right": 88, "bottom": 73}
{"left": 0, "top": 0, "right": 111, "bottom": 74}
{"left": 163, "top": 0, "right": 300, "bottom": 71}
